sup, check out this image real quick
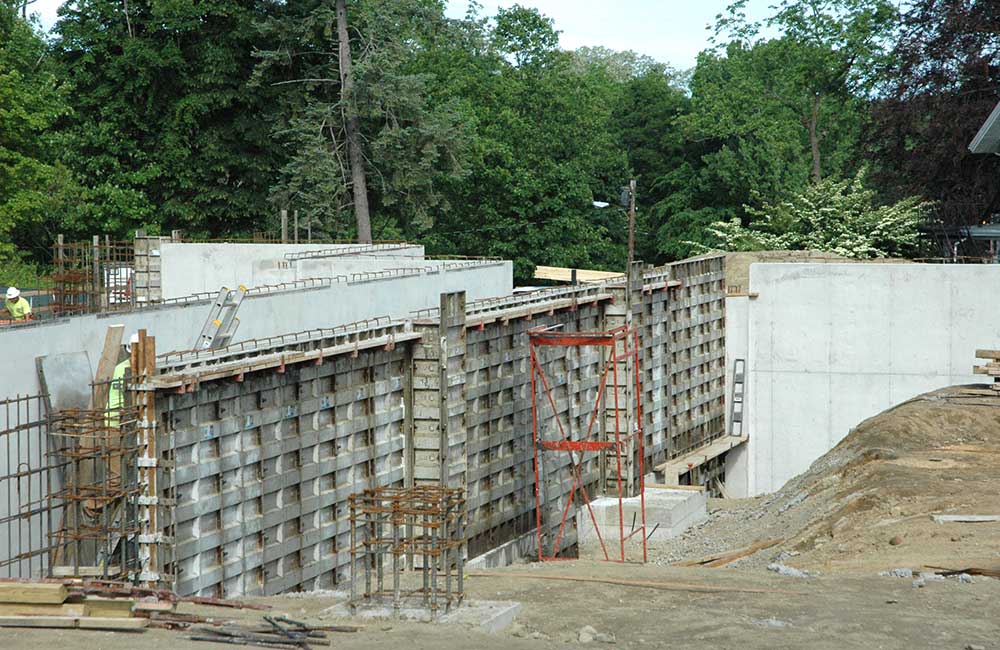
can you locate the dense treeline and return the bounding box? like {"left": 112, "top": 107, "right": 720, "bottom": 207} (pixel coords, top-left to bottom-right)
{"left": 1, "top": 0, "right": 998, "bottom": 283}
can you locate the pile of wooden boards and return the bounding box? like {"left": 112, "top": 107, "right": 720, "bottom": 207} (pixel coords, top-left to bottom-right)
{"left": 973, "top": 349, "right": 1000, "bottom": 390}
{"left": 0, "top": 578, "right": 278, "bottom": 634}
{"left": 0, "top": 578, "right": 159, "bottom": 632}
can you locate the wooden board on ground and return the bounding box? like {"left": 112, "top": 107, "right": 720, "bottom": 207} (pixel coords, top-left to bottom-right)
{"left": 0, "top": 602, "right": 87, "bottom": 617}
{"left": 0, "top": 582, "right": 68, "bottom": 604}
{"left": 674, "top": 538, "right": 783, "bottom": 568}
{"left": 0, "top": 616, "right": 146, "bottom": 631}
{"left": 84, "top": 596, "right": 135, "bottom": 617}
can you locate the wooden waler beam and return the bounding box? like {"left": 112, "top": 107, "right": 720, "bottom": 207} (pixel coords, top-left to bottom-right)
{"left": 533, "top": 265, "right": 625, "bottom": 283}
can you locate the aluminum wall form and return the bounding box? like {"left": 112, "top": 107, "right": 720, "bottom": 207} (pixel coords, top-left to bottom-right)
{"left": 462, "top": 300, "right": 606, "bottom": 558}
{"left": 159, "top": 342, "right": 411, "bottom": 597}
{"left": 662, "top": 255, "right": 727, "bottom": 460}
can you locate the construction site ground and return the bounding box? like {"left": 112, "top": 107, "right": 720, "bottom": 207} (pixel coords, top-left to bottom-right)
{"left": 5, "top": 385, "right": 1000, "bottom": 649}
{"left": 2, "top": 563, "right": 996, "bottom": 650}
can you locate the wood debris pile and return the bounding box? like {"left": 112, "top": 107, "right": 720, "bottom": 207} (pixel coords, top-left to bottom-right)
{"left": 972, "top": 349, "right": 1000, "bottom": 390}
{"left": 0, "top": 577, "right": 269, "bottom": 633}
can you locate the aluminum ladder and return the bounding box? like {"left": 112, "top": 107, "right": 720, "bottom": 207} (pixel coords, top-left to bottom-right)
{"left": 194, "top": 286, "right": 247, "bottom": 351}
{"left": 729, "top": 358, "right": 745, "bottom": 436}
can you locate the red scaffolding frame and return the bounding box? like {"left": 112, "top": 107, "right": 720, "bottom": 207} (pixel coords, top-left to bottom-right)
{"left": 528, "top": 324, "right": 647, "bottom": 563}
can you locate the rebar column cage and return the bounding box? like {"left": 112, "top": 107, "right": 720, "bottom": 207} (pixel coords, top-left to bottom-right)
{"left": 348, "top": 486, "right": 466, "bottom": 620}
{"left": 528, "top": 324, "right": 647, "bottom": 563}
{"left": 46, "top": 379, "right": 142, "bottom": 581}
{"left": 51, "top": 237, "right": 136, "bottom": 316}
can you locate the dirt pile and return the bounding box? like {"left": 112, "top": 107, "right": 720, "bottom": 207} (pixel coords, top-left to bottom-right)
{"left": 652, "top": 385, "right": 1000, "bottom": 574}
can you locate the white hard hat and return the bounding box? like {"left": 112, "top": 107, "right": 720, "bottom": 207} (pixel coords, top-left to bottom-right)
{"left": 5, "top": 287, "right": 19, "bottom": 300}
{"left": 123, "top": 332, "right": 141, "bottom": 353}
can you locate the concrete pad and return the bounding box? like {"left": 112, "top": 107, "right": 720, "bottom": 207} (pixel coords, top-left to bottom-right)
{"left": 576, "top": 487, "right": 707, "bottom": 546}
{"left": 324, "top": 599, "right": 521, "bottom": 633}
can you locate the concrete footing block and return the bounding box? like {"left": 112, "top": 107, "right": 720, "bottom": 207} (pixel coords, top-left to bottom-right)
{"left": 576, "top": 487, "right": 708, "bottom": 545}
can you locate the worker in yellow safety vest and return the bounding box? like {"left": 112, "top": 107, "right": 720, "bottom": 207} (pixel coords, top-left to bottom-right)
{"left": 4, "top": 287, "right": 32, "bottom": 321}
{"left": 107, "top": 333, "right": 140, "bottom": 425}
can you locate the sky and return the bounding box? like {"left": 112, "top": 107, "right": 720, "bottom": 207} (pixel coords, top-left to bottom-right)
{"left": 26, "top": 0, "right": 773, "bottom": 70}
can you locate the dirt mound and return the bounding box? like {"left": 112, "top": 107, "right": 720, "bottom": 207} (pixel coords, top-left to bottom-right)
{"left": 651, "top": 385, "right": 1000, "bottom": 574}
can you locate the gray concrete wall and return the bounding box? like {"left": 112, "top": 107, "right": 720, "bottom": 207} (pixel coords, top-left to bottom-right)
{"left": 743, "top": 263, "right": 1000, "bottom": 495}
{"left": 0, "top": 263, "right": 511, "bottom": 401}
{"left": 158, "top": 243, "right": 425, "bottom": 298}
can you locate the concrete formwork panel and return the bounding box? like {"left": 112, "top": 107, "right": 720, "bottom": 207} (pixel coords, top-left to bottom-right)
{"left": 462, "top": 301, "right": 605, "bottom": 558}
{"left": 160, "top": 344, "right": 410, "bottom": 597}
{"left": 663, "top": 256, "right": 727, "bottom": 462}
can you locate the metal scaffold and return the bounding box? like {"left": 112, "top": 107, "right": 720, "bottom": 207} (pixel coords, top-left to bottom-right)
{"left": 528, "top": 324, "right": 647, "bottom": 563}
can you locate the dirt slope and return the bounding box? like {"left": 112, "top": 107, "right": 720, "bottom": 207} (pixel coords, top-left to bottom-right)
{"left": 652, "top": 385, "right": 1000, "bottom": 574}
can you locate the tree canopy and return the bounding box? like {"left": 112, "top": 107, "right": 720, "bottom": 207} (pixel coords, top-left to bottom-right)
{"left": 1, "top": 0, "right": 995, "bottom": 282}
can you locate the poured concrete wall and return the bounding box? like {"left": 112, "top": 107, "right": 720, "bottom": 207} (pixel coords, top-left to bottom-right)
{"left": 157, "top": 243, "right": 425, "bottom": 299}
{"left": 0, "top": 263, "right": 511, "bottom": 403}
{"left": 742, "top": 263, "right": 1000, "bottom": 495}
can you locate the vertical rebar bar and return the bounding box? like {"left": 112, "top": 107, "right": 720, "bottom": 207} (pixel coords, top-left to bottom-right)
{"left": 430, "top": 512, "right": 438, "bottom": 620}
{"left": 349, "top": 501, "right": 357, "bottom": 614}
{"left": 391, "top": 503, "right": 400, "bottom": 617}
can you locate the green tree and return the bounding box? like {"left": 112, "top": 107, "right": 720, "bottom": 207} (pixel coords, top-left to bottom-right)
{"left": 701, "top": 169, "right": 930, "bottom": 258}
{"left": 53, "top": 0, "right": 278, "bottom": 238}
{"left": 422, "top": 5, "right": 630, "bottom": 280}
{"left": 650, "top": 0, "right": 897, "bottom": 260}
{"left": 257, "top": 0, "right": 473, "bottom": 241}
{"left": 0, "top": 4, "right": 73, "bottom": 282}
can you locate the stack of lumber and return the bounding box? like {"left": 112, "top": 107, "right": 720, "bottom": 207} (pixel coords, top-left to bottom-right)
{"left": 973, "top": 349, "right": 1000, "bottom": 391}
{"left": 0, "top": 578, "right": 157, "bottom": 631}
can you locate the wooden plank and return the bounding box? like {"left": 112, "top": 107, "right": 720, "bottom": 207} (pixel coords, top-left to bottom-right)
{"left": 78, "top": 616, "right": 147, "bottom": 630}
{"left": 0, "top": 602, "right": 87, "bottom": 617}
{"left": 83, "top": 596, "right": 135, "bottom": 617}
{"left": 0, "top": 616, "right": 146, "bottom": 630}
{"left": 533, "top": 266, "right": 625, "bottom": 283}
{"left": 654, "top": 435, "right": 749, "bottom": 484}
{"left": 0, "top": 582, "right": 68, "bottom": 604}
{"left": 133, "top": 600, "right": 175, "bottom": 612}
{"left": 646, "top": 483, "right": 706, "bottom": 492}
{"left": 91, "top": 324, "right": 125, "bottom": 410}
{"left": 674, "top": 538, "right": 783, "bottom": 568}
{"left": 974, "top": 349, "right": 1000, "bottom": 359}
{"left": 51, "top": 565, "right": 122, "bottom": 578}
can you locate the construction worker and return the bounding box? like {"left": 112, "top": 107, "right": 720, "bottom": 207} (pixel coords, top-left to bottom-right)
{"left": 108, "top": 333, "right": 140, "bottom": 417}
{"left": 4, "top": 287, "right": 32, "bottom": 321}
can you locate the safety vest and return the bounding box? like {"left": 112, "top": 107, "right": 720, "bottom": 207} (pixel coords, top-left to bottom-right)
{"left": 107, "top": 359, "right": 129, "bottom": 427}
{"left": 4, "top": 298, "right": 31, "bottom": 321}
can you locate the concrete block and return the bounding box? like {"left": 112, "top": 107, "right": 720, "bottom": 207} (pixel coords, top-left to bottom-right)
{"left": 576, "top": 488, "right": 708, "bottom": 544}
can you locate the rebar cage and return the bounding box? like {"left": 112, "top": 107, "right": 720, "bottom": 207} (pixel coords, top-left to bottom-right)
{"left": 348, "top": 486, "right": 466, "bottom": 619}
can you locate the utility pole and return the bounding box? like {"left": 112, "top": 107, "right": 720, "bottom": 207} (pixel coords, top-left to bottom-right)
{"left": 627, "top": 179, "right": 636, "bottom": 271}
